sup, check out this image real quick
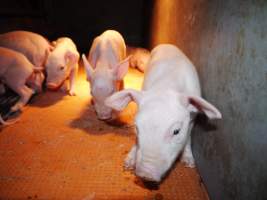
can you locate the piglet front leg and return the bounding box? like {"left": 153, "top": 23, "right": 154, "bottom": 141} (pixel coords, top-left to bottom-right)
{"left": 60, "top": 80, "right": 69, "bottom": 93}
{"left": 124, "top": 145, "right": 137, "bottom": 170}
{"left": 180, "top": 123, "right": 195, "bottom": 168}
{"left": 181, "top": 137, "right": 195, "bottom": 168}
{"left": 68, "top": 63, "right": 78, "bottom": 96}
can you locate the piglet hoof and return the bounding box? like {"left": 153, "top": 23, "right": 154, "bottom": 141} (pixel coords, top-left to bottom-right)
{"left": 10, "top": 102, "right": 23, "bottom": 113}
{"left": 181, "top": 157, "right": 196, "bottom": 168}
{"left": 124, "top": 156, "right": 135, "bottom": 171}
{"left": 68, "top": 90, "right": 76, "bottom": 96}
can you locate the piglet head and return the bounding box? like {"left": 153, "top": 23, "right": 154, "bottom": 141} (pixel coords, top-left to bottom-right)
{"left": 45, "top": 50, "right": 78, "bottom": 90}
{"left": 105, "top": 89, "right": 222, "bottom": 182}
{"left": 82, "top": 54, "right": 129, "bottom": 120}
{"left": 130, "top": 50, "right": 150, "bottom": 72}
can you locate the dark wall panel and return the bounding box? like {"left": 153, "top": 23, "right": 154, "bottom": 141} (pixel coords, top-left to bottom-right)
{"left": 0, "top": 0, "right": 149, "bottom": 53}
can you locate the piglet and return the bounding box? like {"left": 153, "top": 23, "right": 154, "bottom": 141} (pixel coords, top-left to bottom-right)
{"left": 0, "top": 30, "right": 52, "bottom": 92}
{"left": 0, "top": 31, "right": 52, "bottom": 67}
{"left": 126, "top": 46, "right": 150, "bottom": 72}
{"left": 105, "top": 44, "right": 222, "bottom": 182}
{"left": 45, "top": 37, "right": 79, "bottom": 95}
{"left": 0, "top": 47, "right": 45, "bottom": 125}
{"left": 82, "top": 30, "right": 130, "bottom": 120}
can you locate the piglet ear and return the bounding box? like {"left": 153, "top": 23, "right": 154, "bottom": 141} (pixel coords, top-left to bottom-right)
{"left": 114, "top": 56, "right": 131, "bottom": 80}
{"left": 82, "top": 54, "right": 94, "bottom": 81}
{"left": 65, "top": 51, "right": 79, "bottom": 64}
{"left": 105, "top": 89, "right": 142, "bottom": 111}
{"left": 187, "top": 95, "right": 222, "bottom": 119}
{"left": 51, "top": 41, "right": 57, "bottom": 47}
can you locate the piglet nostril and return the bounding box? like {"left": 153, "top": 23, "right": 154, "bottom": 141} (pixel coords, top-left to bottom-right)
{"left": 141, "top": 175, "right": 156, "bottom": 182}
{"left": 46, "top": 83, "right": 60, "bottom": 90}
{"left": 104, "top": 117, "right": 114, "bottom": 122}
{"left": 142, "top": 179, "right": 160, "bottom": 190}
{"left": 97, "top": 114, "right": 112, "bottom": 121}
{"left": 135, "top": 164, "right": 162, "bottom": 185}
{"left": 47, "top": 83, "right": 56, "bottom": 88}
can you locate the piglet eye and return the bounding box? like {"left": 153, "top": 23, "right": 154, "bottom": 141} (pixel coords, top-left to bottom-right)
{"left": 173, "top": 129, "right": 180, "bottom": 135}
{"left": 59, "top": 66, "right": 65, "bottom": 70}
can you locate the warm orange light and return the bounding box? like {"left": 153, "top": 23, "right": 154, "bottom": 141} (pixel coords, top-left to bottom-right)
{"left": 150, "top": 0, "right": 178, "bottom": 48}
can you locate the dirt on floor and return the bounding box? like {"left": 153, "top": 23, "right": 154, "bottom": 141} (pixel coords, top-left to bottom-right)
{"left": 0, "top": 68, "right": 209, "bottom": 200}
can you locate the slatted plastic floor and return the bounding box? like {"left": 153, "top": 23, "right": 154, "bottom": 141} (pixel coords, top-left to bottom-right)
{"left": 0, "top": 68, "right": 209, "bottom": 200}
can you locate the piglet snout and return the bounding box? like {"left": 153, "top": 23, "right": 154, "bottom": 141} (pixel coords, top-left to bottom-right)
{"left": 47, "top": 82, "right": 59, "bottom": 90}
{"left": 96, "top": 111, "right": 113, "bottom": 121}
{"left": 94, "top": 105, "right": 113, "bottom": 121}
{"left": 97, "top": 114, "right": 112, "bottom": 121}
{"left": 135, "top": 165, "right": 161, "bottom": 183}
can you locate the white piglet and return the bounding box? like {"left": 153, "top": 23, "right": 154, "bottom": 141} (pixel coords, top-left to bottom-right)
{"left": 0, "top": 30, "right": 52, "bottom": 69}
{"left": 45, "top": 37, "right": 79, "bottom": 95}
{"left": 82, "top": 30, "right": 130, "bottom": 120}
{"left": 105, "top": 44, "right": 222, "bottom": 182}
{"left": 0, "top": 30, "right": 51, "bottom": 93}
{"left": 126, "top": 46, "right": 150, "bottom": 72}
{"left": 0, "top": 47, "right": 44, "bottom": 124}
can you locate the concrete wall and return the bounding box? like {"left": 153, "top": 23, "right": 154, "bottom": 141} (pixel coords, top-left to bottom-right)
{"left": 150, "top": 0, "right": 267, "bottom": 199}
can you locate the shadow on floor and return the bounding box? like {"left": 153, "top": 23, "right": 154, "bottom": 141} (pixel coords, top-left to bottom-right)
{"left": 29, "top": 90, "right": 66, "bottom": 108}
{"left": 69, "top": 101, "right": 136, "bottom": 137}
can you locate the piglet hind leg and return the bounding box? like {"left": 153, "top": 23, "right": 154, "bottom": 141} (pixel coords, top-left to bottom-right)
{"left": 9, "top": 85, "right": 34, "bottom": 112}
{"left": 68, "top": 63, "right": 78, "bottom": 96}
{"left": 68, "top": 83, "right": 76, "bottom": 96}
{"left": 124, "top": 145, "right": 137, "bottom": 170}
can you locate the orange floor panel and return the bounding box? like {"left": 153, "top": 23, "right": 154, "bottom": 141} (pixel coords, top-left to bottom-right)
{"left": 0, "top": 68, "right": 209, "bottom": 200}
